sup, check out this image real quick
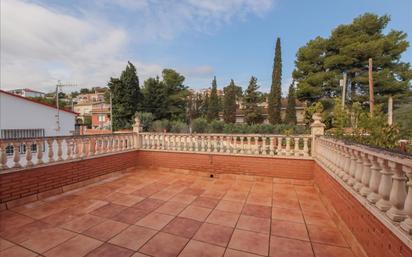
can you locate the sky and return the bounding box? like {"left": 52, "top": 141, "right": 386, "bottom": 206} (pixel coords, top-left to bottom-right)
{"left": 1, "top": 0, "right": 411, "bottom": 95}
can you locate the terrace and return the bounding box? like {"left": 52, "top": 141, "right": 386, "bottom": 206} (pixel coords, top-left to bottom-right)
{"left": 0, "top": 115, "right": 411, "bottom": 257}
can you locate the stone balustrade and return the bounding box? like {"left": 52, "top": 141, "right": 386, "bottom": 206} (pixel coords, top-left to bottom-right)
{"left": 315, "top": 137, "right": 412, "bottom": 238}
{"left": 138, "top": 133, "right": 312, "bottom": 158}
{"left": 0, "top": 133, "right": 137, "bottom": 171}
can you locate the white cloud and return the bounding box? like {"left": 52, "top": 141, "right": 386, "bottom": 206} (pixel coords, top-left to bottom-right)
{"left": 1, "top": 0, "right": 275, "bottom": 91}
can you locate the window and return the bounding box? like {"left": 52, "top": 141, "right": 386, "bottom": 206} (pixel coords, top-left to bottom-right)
{"left": 1, "top": 129, "right": 45, "bottom": 156}
{"left": 98, "top": 114, "right": 105, "bottom": 122}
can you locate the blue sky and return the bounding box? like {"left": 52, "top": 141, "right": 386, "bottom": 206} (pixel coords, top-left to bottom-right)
{"left": 1, "top": 0, "right": 411, "bottom": 94}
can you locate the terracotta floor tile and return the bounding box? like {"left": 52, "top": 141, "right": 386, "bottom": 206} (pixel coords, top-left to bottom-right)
{"left": 83, "top": 219, "right": 129, "bottom": 241}
{"left": 242, "top": 204, "right": 271, "bottom": 218}
{"left": 271, "top": 220, "right": 309, "bottom": 241}
{"left": 109, "top": 225, "right": 157, "bottom": 251}
{"left": 162, "top": 217, "right": 202, "bottom": 238}
{"left": 85, "top": 243, "right": 135, "bottom": 257}
{"left": 113, "top": 208, "right": 150, "bottom": 224}
{"left": 44, "top": 234, "right": 103, "bottom": 257}
{"left": 106, "top": 192, "right": 145, "bottom": 207}
{"left": 202, "top": 190, "right": 226, "bottom": 199}
{"left": 312, "top": 243, "right": 354, "bottom": 257}
{"left": 170, "top": 194, "right": 197, "bottom": 204}
{"left": 224, "top": 249, "right": 262, "bottom": 257}
{"left": 0, "top": 221, "right": 53, "bottom": 244}
{"left": 181, "top": 188, "right": 205, "bottom": 196}
{"left": 61, "top": 214, "right": 105, "bottom": 233}
{"left": 0, "top": 245, "right": 38, "bottom": 257}
{"left": 303, "top": 210, "right": 336, "bottom": 227}
{"left": 307, "top": 225, "right": 348, "bottom": 247}
{"left": 237, "top": 215, "right": 270, "bottom": 233}
{"left": 193, "top": 223, "right": 233, "bottom": 247}
{"left": 90, "top": 203, "right": 127, "bottom": 218}
{"left": 246, "top": 194, "right": 272, "bottom": 206}
{"left": 0, "top": 238, "right": 15, "bottom": 251}
{"left": 41, "top": 209, "right": 81, "bottom": 226}
{"left": 215, "top": 200, "right": 244, "bottom": 213}
{"left": 132, "top": 186, "right": 161, "bottom": 198}
{"left": 0, "top": 211, "right": 34, "bottom": 232}
{"left": 136, "top": 212, "right": 174, "bottom": 230}
{"left": 192, "top": 197, "right": 220, "bottom": 209}
{"left": 206, "top": 209, "right": 239, "bottom": 228}
{"left": 133, "top": 198, "right": 165, "bottom": 212}
{"left": 223, "top": 191, "right": 248, "bottom": 202}
{"left": 269, "top": 236, "right": 314, "bottom": 257}
{"left": 272, "top": 207, "right": 304, "bottom": 223}
{"left": 179, "top": 239, "right": 225, "bottom": 257}
{"left": 178, "top": 205, "right": 212, "bottom": 222}
{"left": 150, "top": 190, "right": 178, "bottom": 201}
{"left": 272, "top": 199, "right": 301, "bottom": 210}
{"left": 228, "top": 229, "right": 269, "bottom": 256}
{"left": 21, "top": 227, "right": 76, "bottom": 253}
{"left": 156, "top": 201, "right": 188, "bottom": 216}
{"left": 139, "top": 232, "right": 188, "bottom": 257}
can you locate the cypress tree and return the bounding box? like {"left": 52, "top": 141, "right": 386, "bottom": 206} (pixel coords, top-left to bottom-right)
{"left": 243, "top": 76, "right": 263, "bottom": 125}
{"left": 109, "top": 61, "right": 142, "bottom": 130}
{"left": 285, "top": 82, "right": 297, "bottom": 125}
{"left": 223, "top": 79, "right": 237, "bottom": 123}
{"left": 207, "top": 76, "right": 220, "bottom": 122}
{"left": 268, "top": 37, "right": 282, "bottom": 124}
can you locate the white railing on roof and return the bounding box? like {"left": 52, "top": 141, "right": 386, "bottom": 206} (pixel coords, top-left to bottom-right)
{"left": 315, "top": 136, "right": 412, "bottom": 240}
{"left": 0, "top": 132, "right": 137, "bottom": 171}
{"left": 138, "top": 133, "right": 312, "bottom": 158}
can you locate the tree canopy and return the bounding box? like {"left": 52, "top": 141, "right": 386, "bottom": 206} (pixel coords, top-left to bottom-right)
{"left": 293, "top": 13, "right": 411, "bottom": 106}
{"left": 223, "top": 79, "right": 237, "bottom": 123}
{"left": 243, "top": 76, "right": 264, "bottom": 125}
{"left": 285, "top": 82, "right": 297, "bottom": 125}
{"left": 207, "top": 76, "right": 220, "bottom": 122}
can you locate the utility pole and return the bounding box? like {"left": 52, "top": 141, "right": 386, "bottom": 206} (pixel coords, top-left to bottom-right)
{"left": 109, "top": 92, "right": 113, "bottom": 132}
{"left": 340, "top": 72, "right": 347, "bottom": 109}
{"left": 368, "top": 58, "right": 375, "bottom": 116}
{"left": 55, "top": 81, "right": 76, "bottom": 133}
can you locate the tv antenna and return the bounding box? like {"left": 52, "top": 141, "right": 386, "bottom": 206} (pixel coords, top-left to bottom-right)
{"left": 55, "top": 80, "right": 77, "bottom": 132}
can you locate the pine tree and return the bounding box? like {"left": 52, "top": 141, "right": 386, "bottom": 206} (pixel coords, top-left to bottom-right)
{"left": 207, "top": 76, "right": 220, "bottom": 122}
{"left": 201, "top": 93, "right": 209, "bottom": 117}
{"left": 223, "top": 79, "right": 237, "bottom": 123}
{"left": 109, "top": 61, "right": 142, "bottom": 130}
{"left": 243, "top": 76, "right": 264, "bottom": 125}
{"left": 293, "top": 13, "right": 411, "bottom": 105}
{"left": 268, "top": 37, "right": 282, "bottom": 124}
{"left": 142, "top": 77, "right": 168, "bottom": 120}
{"left": 162, "top": 69, "right": 188, "bottom": 120}
{"left": 285, "top": 82, "right": 297, "bottom": 125}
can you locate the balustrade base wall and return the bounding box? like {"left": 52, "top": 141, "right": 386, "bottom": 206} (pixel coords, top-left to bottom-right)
{"left": 314, "top": 163, "right": 412, "bottom": 257}
{"left": 135, "top": 150, "right": 314, "bottom": 179}
{"left": 0, "top": 151, "right": 139, "bottom": 209}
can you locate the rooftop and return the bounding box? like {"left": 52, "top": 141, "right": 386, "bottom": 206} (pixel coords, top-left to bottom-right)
{"left": 0, "top": 168, "right": 359, "bottom": 257}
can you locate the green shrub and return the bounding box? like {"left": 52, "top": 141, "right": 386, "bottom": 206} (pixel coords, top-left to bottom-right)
{"left": 208, "top": 120, "right": 225, "bottom": 133}
{"left": 135, "top": 112, "right": 153, "bottom": 132}
{"left": 151, "top": 119, "right": 170, "bottom": 132}
{"left": 192, "top": 118, "right": 208, "bottom": 133}
{"left": 170, "top": 120, "right": 189, "bottom": 133}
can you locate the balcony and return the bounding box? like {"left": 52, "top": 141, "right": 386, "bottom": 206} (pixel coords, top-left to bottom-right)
{"left": 0, "top": 118, "right": 411, "bottom": 257}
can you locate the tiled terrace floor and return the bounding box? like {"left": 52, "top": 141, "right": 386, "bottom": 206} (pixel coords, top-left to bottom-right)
{"left": 0, "top": 169, "right": 358, "bottom": 257}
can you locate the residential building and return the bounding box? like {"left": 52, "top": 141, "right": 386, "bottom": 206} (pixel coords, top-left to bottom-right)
{"left": 73, "top": 90, "right": 111, "bottom": 130}
{"left": 7, "top": 88, "right": 45, "bottom": 98}
{"left": 91, "top": 103, "right": 111, "bottom": 129}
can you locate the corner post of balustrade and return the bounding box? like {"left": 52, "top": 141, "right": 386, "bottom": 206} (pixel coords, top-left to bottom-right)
{"left": 400, "top": 166, "right": 412, "bottom": 234}
{"left": 310, "top": 113, "right": 325, "bottom": 158}
{"left": 132, "top": 115, "right": 142, "bottom": 149}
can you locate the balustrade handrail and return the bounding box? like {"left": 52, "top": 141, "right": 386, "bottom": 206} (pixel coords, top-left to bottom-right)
{"left": 139, "top": 132, "right": 311, "bottom": 138}
{"left": 0, "top": 132, "right": 134, "bottom": 143}
{"left": 315, "top": 135, "right": 412, "bottom": 246}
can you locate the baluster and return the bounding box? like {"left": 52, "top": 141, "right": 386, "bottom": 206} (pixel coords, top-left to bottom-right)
{"left": 386, "top": 162, "right": 407, "bottom": 221}
{"left": 102, "top": 137, "right": 108, "bottom": 153}
{"left": 94, "top": 137, "right": 101, "bottom": 155}
{"left": 89, "top": 137, "right": 96, "bottom": 156}
{"left": 36, "top": 139, "right": 44, "bottom": 164}
{"left": 276, "top": 137, "right": 282, "bottom": 155}
{"left": 56, "top": 139, "right": 63, "bottom": 161}
{"left": 81, "top": 138, "right": 87, "bottom": 157}
{"left": 226, "top": 136, "right": 231, "bottom": 153}
{"left": 340, "top": 147, "right": 350, "bottom": 179}
{"left": 211, "top": 136, "right": 216, "bottom": 152}
{"left": 376, "top": 159, "right": 393, "bottom": 211}
{"left": 246, "top": 136, "right": 251, "bottom": 154}
{"left": 47, "top": 139, "right": 55, "bottom": 163}
{"left": 347, "top": 149, "right": 357, "bottom": 186}
{"left": 367, "top": 155, "right": 382, "bottom": 203}
{"left": 253, "top": 136, "right": 258, "bottom": 155}
{"left": 162, "top": 134, "right": 166, "bottom": 150}
{"left": 303, "top": 138, "right": 309, "bottom": 157}
{"left": 25, "top": 140, "right": 33, "bottom": 167}
{"left": 206, "top": 136, "right": 210, "bottom": 152}
{"left": 294, "top": 137, "right": 300, "bottom": 156}
{"left": 0, "top": 142, "right": 9, "bottom": 169}
{"left": 353, "top": 151, "right": 364, "bottom": 191}
{"left": 11, "top": 142, "right": 21, "bottom": 168}
{"left": 338, "top": 146, "right": 348, "bottom": 179}
{"left": 239, "top": 136, "right": 244, "bottom": 154}
{"left": 359, "top": 153, "right": 372, "bottom": 196}
{"left": 285, "top": 137, "right": 291, "bottom": 156}
{"left": 400, "top": 166, "right": 412, "bottom": 234}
